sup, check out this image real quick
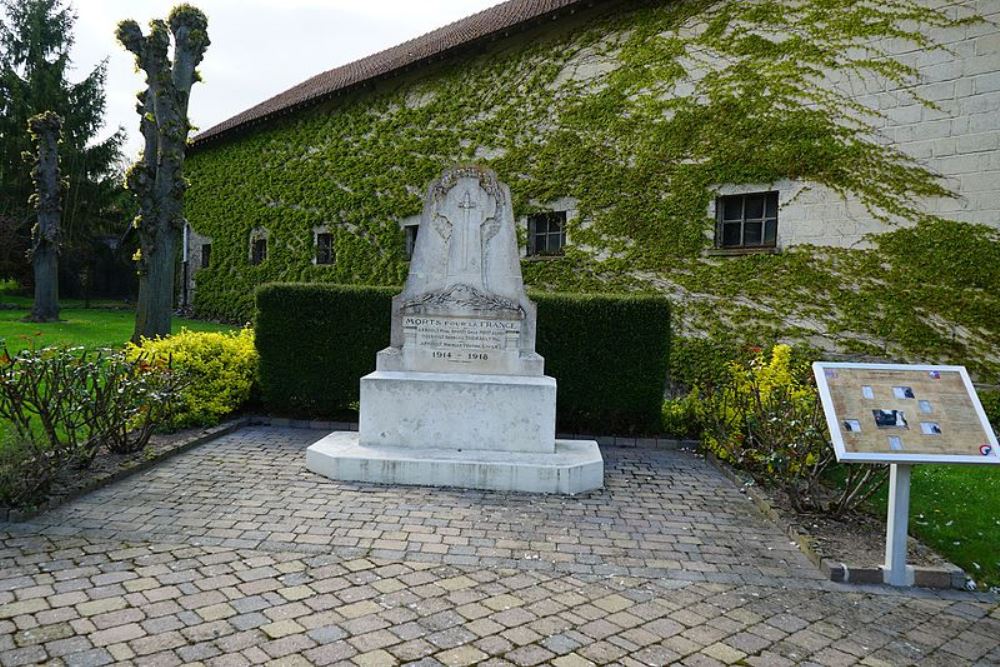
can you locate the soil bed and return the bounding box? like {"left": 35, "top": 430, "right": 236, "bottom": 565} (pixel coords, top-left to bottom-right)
{"left": 763, "top": 487, "right": 950, "bottom": 569}
{"left": 1, "top": 417, "right": 247, "bottom": 522}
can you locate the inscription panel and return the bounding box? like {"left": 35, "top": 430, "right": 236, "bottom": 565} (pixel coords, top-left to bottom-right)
{"left": 402, "top": 315, "right": 522, "bottom": 373}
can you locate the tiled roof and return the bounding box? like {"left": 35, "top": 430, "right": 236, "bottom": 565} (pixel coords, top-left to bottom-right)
{"left": 191, "top": 0, "right": 593, "bottom": 148}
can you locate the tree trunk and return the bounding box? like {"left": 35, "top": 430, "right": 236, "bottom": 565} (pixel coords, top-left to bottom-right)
{"left": 26, "top": 112, "right": 62, "bottom": 323}
{"left": 30, "top": 242, "right": 59, "bottom": 322}
{"left": 133, "top": 223, "right": 176, "bottom": 341}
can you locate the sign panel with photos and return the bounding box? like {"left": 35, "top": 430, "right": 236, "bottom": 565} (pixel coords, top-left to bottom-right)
{"left": 813, "top": 363, "right": 999, "bottom": 465}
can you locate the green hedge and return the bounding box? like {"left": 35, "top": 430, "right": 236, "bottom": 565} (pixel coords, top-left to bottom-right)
{"left": 255, "top": 283, "right": 670, "bottom": 433}
{"left": 255, "top": 284, "right": 396, "bottom": 417}
{"left": 532, "top": 291, "right": 670, "bottom": 434}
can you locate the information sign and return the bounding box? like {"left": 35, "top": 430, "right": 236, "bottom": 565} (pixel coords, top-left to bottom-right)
{"left": 814, "top": 363, "right": 998, "bottom": 465}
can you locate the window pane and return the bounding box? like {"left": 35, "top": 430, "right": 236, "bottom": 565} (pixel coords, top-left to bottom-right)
{"left": 722, "top": 197, "right": 742, "bottom": 221}
{"left": 722, "top": 222, "right": 741, "bottom": 247}
{"left": 764, "top": 219, "right": 777, "bottom": 244}
{"left": 532, "top": 232, "right": 545, "bottom": 253}
{"left": 201, "top": 244, "right": 211, "bottom": 269}
{"left": 744, "top": 221, "right": 763, "bottom": 245}
{"left": 765, "top": 192, "right": 778, "bottom": 217}
{"left": 405, "top": 226, "right": 418, "bottom": 259}
{"left": 744, "top": 194, "right": 765, "bottom": 220}
{"left": 253, "top": 239, "right": 266, "bottom": 264}
{"left": 316, "top": 233, "right": 333, "bottom": 264}
{"left": 549, "top": 231, "right": 564, "bottom": 253}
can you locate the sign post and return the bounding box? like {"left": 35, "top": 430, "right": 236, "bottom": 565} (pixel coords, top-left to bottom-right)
{"left": 813, "top": 362, "right": 999, "bottom": 587}
{"left": 883, "top": 463, "right": 913, "bottom": 586}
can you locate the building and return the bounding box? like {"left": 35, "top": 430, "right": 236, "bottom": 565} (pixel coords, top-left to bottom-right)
{"left": 183, "top": 0, "right": 1000, "bottom": 379}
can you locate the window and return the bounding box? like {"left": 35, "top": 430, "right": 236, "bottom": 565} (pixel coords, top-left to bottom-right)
{"left": 315, "top": 232, "right": 334, "bottom": 265}
{"left": 716, "top": 191, "right": 778, "bottom": 248}
{"left": 527, "top": 211, "right": 566, "bottom": 256}
{"left": 200, "top": 243, "right": 211, "bottom": 269}
{"left": 251, "top": 238, "right": 267, "bottom": 265}
{"left": 404, "top": 225, "right": 419, "bottom": 260}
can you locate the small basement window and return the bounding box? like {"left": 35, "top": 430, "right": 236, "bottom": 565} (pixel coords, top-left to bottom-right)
{"left": 527, "top": 211, "right": 566, "bottom": 256}
{"left": 200, "top": 243, "right": 211, "bottom": 269}
{"left": 404, "top": 225, "right": 419, "bottom": 260}
{"left": 250, "top": 238, "right": 267, "bottom": 265}
{"left": 716, "top": 191, "right": 778, "bottom": 248}
{"left": 315, "top": 232, "right": 334, "bottom": 265}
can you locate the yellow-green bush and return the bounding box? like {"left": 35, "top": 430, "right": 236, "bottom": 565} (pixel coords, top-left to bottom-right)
{"left": 127, "top": 328, "right": 257, "bottom": 428}
{"left": 698, "top": 344, "right": 887, "bottom": 516}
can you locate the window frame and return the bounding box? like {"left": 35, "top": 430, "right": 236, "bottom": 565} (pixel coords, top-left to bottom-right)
{"left": 714, "top": 191, "right": 779, "bottom": 250}
{"left": 527, "top": 211, "right": 567, "bottom": 257}
{"left": 200, "top": 243, "right": 211, "bottom": 269}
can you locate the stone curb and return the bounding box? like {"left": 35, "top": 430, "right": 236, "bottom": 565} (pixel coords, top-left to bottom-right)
{"left": 703, "top": 450, "right": 966, "bottom": 590}
{"left": 1, "top": 417, "right": 250, "bottom": 524}
{"left": 249, "top": 415, "right": 699, "bottom": 451}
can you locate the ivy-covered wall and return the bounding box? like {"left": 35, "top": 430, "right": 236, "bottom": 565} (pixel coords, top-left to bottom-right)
{"left": 184, "top": 0, "right": 1000, "bottom": 382}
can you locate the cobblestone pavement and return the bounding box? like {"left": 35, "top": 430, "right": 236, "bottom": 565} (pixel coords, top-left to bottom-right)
{"left": 1, "top": 426, "right": 998, "bottom": 666}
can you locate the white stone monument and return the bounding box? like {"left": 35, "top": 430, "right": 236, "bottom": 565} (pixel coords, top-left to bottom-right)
{"left": 306, "top": 165, "right": 604, "bottom": 494}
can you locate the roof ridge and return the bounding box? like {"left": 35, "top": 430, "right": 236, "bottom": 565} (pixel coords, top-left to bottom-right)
{"left": 191, "top": 0, "right": 591, "bottom": 149}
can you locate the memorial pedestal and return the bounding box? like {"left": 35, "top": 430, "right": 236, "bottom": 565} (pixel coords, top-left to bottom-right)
{"left": 360, "top": 371, "right": 556, "bottom": 453}
{"left": 305, "top": 370, "right": 604, "bottom": 494}
{"left": 304, "top": 165, "right": 604, "bottom": 495}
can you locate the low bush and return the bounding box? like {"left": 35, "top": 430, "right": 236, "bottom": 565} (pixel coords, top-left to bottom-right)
{"left": 127, "top": 329, "right": 258, "bottom": 428}
{"left": 698, "top": 344, "right": 887, "bottom": 517}
{"left": 0, "top": 435, "right": 62, "bottom": 507}
{"left": 661, "top": 391, "right": 701, "bottom": 439}
{"left": 979, "top": 388, "right": 999, "bottom": 432}
{"left": 0, "top": 346, "right": 184, "bottom": 508}
{"left": 255, "top": 284, "right": 671, "bottom": 433}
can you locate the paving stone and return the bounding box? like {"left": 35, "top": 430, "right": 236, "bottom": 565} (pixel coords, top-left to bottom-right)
{"left": 88, "top": 622, "right": 145, "bottom": 647}
{"left": 506, "top": 644, "right": 556, "bottom": 666}
{"left": 260, "top": 619, "right": 304, "bottom": 639}
{"left": 0, "top": 645, "right": 47, "bottom": 666}
{"left": 62, "top": 647, "right": 114, "bottom": 667}
{"left": 435, "top": 645, "right": 488, "bottom": 666}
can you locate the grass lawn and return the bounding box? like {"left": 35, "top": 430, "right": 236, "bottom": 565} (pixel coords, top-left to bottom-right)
{"left": 0, "top": 296, "right": 234, "bottom": 352}
{"left": 867, "top": 463, "right": 1000, "bottom": 590}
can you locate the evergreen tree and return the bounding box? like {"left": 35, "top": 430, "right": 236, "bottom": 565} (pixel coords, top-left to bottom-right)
{"left": 0, "top": 0, "right": 123, "bottom": 286}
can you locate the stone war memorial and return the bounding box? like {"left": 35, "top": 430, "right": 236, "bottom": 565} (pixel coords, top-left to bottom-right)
{"left": 306, "top": 166, "right": 604, "bottom": 493}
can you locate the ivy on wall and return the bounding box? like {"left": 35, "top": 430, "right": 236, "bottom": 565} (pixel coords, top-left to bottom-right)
{"left": 184, "top": 0, "right": 999, "bottom": 381}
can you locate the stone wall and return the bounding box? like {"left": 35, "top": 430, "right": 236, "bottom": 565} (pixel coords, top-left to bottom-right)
{"left": 775, "top": 0, "right": 1000, "bottom": 247}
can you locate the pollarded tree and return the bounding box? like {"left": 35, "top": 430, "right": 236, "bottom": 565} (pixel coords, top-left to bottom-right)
{"left": 25, "top": 110, "right": 61, "bottom": 322}
{"left": 116, "top": 4, "right": 209, "bottom": 342}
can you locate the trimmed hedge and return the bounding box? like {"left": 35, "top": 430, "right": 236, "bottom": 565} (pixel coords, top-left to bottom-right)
{"left": 255, "top": 283, "right": 670, "bottom": 433}
{"left": 533, "top": 292, "right": 670, "bottom": 434}
{"left": 256, "top": 284, "right": 396, "bottom": 417}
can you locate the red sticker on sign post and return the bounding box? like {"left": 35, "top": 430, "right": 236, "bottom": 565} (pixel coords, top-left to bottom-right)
{"left": 981, "top": 444, "right": 993, "bottom": 456}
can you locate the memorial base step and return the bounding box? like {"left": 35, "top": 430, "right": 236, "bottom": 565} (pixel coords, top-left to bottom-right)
{"left": 305, "top": 431, "right": 604, "bottom": 494}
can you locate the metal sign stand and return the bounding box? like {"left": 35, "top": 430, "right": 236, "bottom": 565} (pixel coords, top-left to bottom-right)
{"left": 883, "top": 463, "right": 915, "bottom": 586}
